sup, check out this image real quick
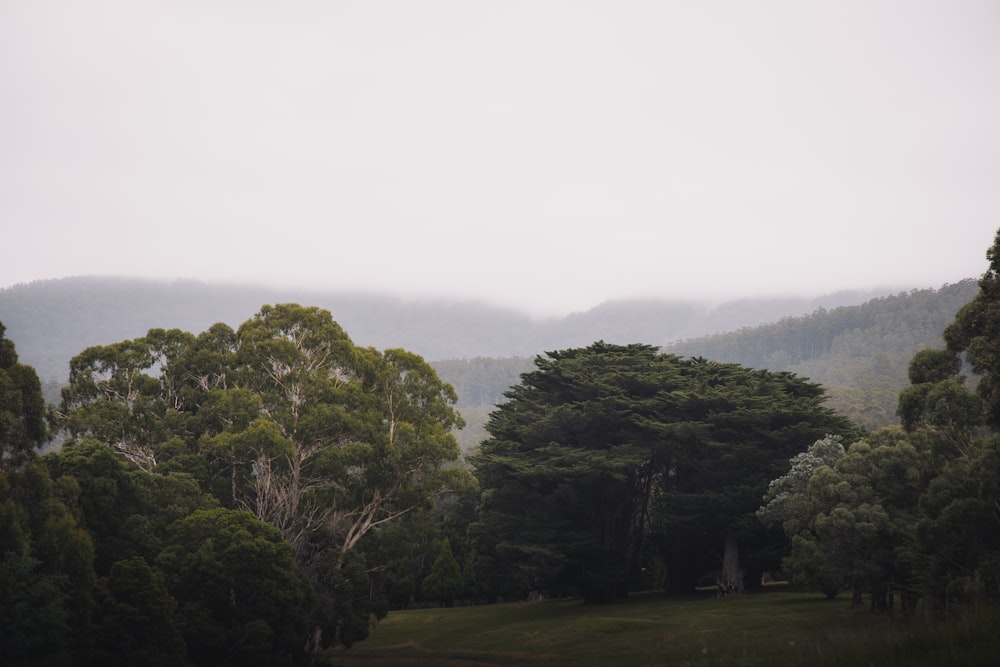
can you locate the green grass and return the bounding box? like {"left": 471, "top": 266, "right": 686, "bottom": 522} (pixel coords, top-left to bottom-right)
{"left": 321, "top": 590, "right": 1000, "bottom": 666}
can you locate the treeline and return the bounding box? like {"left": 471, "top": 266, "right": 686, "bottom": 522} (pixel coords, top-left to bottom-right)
{"left": 664, "top": 280, "right": 976, "bottom": 372}
{"left": 429, "top": 281, "right": 979, "bottom": 446}
{"left": 663, "top": 280, "right": 978, "bottom": 429}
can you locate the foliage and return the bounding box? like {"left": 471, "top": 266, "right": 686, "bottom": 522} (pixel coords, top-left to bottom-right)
{"left": 90, "top": 556, "right": 189, "bottom": 667}
{"left": 157, "top": 508, "right": 313, "bottom": 666}
{"left": 665, "top": 280, "right": 979, "bottom": 430}
{"left": 421, "top": 538, "right": 465, "bottom": 607}
{"left": 0, "top": 320, "right": 47, "bottom": 464}
{"left": 472, "top": 342, "right": 859, "bottom": 602}
{"left": 53, "top": 303, "right": 468, "bottom": 650}
{"left": 757, "top": 228, "right": 1000, "bottom": 613}
{"left": 945, "top": 229, "right": 1000, "bottom": 428}
{"left": 306, "top": 548, "right": 387, "bottom": 650}
{"left": 757, "top": 435, "right": 846, "bottom": 537}
{"left": 0, "top": 461, "right": 94, "bottom": 666}
{"left": 58, "top": 304, "right": 468, "bottom": 561}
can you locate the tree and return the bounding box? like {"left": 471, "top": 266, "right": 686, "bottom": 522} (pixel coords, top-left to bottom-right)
{"left": 0, "top": 320, "right": 47, "bottom": 464}
{"left": 472, "top": 343, "right": 859, "bottom": 602}
{"left": 945, "top": 228, "right": 1000, "bottom": 428}
{"left": 58, "top": 304, "right": 470, "bottom": 646}
{"left": 421, "top": 538, "right": 464, "bottom": 607}
{"left": 757, "top": 435, "right": 849, "bottom": 597}
{"left": 757, "top": 435, "right": 847, "bottom": 534}
{"left": 90, "top": 556, "right": 189, "bottom": 667}
{"left": 773, "top": 429, "right": 932, "bottom": 609}
{"left": 0, "top": 460, "right": 97, "bottom": 665}
{"left": 60, "top": 328, "right": 196, "bottom": 471}
{"left": 157, "top": 508, "right": 314, "bottom": 667}
{"left": 755, "top": 228, "right": 1000, "bottom": 613}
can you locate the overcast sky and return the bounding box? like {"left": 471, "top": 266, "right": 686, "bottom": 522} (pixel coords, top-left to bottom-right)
{"left": 2, "top": 1, "right": 999, "bottom": 316}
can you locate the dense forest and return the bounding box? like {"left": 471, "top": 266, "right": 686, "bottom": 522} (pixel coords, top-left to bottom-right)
{"left": 2, "top": 232, "right": 999, "bottom": 665}
{"left": 429, "top": 281, "right": 978, "bottom": 447}
{"left": 664, "top": 280, "right": 979, "bottom": 430}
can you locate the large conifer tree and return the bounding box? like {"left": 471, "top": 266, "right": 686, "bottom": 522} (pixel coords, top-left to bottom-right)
{"left": 471, "top": 342, "right": 858, "bottom": 601}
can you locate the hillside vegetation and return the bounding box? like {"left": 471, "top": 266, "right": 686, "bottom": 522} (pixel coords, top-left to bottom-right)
{"left": 0, "top": 276, "right": 896, "bottom": 385}
{"left": 662, "top": 280, "right": 978, "bottom": 429}
{"left": 429, "top": 281, "right": 978, "bottom": 444}
{"left": 0, "top": 277, "right": 979, "bottom": 441}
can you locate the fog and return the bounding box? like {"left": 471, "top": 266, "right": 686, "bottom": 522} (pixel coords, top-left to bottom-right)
{"left": 3, "top": 1, "right": 999, "bottom": 316}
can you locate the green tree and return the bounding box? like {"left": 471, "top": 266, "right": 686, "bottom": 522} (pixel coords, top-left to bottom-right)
{"left": 757, "top": 435, "right": 847, "bottom": 537}
{"left": 917, "top": 434, "right": 1000, "bottom": 608}
{"left": 90, "top": 556, "right": 189, "bottom": 667}
{"left": 57, "top": 304, "right": 471, "bottom": 648}
{"left": 60, "top": 328, "right": 195, "bottom": 470}
{"left": 757, "top": 435, "right": 856, "bottom": 599}
{"left": 0, "top": 460, "right": 97, "bottom": 665}
{"left": 0, "top": 320, "right": 47, "bottom": 464}
{"left": 472, "top": 343, "right": 859, "bottom": 602}
{"left": 780, "top": 429, "right": 932, "bottom": 609}
{"left": 59, "top": 306, "right": 468, "bottom": 561}
{"left": 945, "top": 228, "right": 1000, "bottom": 428}
{"left": 45, "top": 440, "right": 217, "bottom": 573}
{"left": 421, "top": 538, "right": 465, "bottom": 607}
{"left": 157, "top": 508, "right": 314, "bottom": 667}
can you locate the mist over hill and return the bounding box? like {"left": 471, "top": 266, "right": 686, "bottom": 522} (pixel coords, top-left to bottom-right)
{"left": 0, "top": 275, "right": 982, "bottom": 449}
{"left": 0, "top": 275, "right": 901, "bottom": 385}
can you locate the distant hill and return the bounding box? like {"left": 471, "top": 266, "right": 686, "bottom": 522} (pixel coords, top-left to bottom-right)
{"left": 431, "top": 280, "right": 979, "bottom": 445}
{"left": 662, "top": 280, "right": 979, "bottom": 430}
{"left": 0, "top": 276, "right": 977, "bottom": 445}
{"left": 0, "top": 275, "right": 898, "bottom": 385}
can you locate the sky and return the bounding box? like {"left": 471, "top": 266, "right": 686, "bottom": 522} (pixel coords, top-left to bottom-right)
{"left": 2, "top": 1, "right": 999, "bottom": 317}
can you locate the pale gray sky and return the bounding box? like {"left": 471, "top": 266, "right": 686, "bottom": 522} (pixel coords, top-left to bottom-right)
{"left": 3, "top": 1, "right": 999, "bottom": 316}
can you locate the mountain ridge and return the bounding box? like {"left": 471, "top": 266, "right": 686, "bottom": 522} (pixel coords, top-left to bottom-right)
{"left": 0, "top": 275, "right": 911, "bottom": 384}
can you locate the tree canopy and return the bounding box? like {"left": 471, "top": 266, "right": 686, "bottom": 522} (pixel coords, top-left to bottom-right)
{"left": 757, "top": 228, "right": 1000, "bottom": 613}
{"left": 48, "top": 303, "right": 470, "bottom": 656}
{"left": 471, "top": 342, "right": 859, "bottom": 602}
{"left": 0, "top": 321, "right": 47, "bottom": 464}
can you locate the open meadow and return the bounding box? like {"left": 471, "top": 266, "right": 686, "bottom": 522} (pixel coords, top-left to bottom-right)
{"left": 324, "top": 590, "right": 1000, "bottom": 667}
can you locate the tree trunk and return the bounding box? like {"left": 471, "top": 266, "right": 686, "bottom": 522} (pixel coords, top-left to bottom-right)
{"left": 721, "top": 531, "right": 745, "bottom": 594}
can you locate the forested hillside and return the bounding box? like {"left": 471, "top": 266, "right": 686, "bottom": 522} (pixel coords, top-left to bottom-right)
{"left": 431, "top": 281, "right": 979, "bottom": 447}
{"left": 0, "top": 276, "right": 977, "bottom": 444}
{"left": 0, "top": 276, "right": 893, "bottom": 387}
{"left": 662, "top": 280, "right": 979, "bottom": 429}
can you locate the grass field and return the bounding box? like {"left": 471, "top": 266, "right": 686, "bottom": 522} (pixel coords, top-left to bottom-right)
{"left": 322, "top": 590, "right": 1000, "bottom": 666}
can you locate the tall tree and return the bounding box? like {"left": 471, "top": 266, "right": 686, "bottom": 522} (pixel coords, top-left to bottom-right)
{"left": 471, "top": 343, "right": 858, "bottom": 602}
{"left": 157, "top": 508, "right": 313, "bottom": 666}
{"left": 945, "top": 228, "right": 1000, "bottom": 428}
{"left": 0, "top": 320, "right": 48, "bottom": 464}
{"left": 421, "top": 538, "right": 464, "bottom": 607}
{"left": 58, "top": 304, "right": 470, "bottom": 647}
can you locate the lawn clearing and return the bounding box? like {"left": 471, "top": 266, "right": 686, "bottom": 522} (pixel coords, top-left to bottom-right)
{"left": 323, "top": 590, "right": 897, "bottom": 666}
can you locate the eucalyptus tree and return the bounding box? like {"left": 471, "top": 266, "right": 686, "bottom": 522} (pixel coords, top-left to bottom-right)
{"left": 58, "top": 304, "right": 469, "bottom": 648}
{"left": 59, "top": 304, "right": 468, "bottom": 559}
{"left": 60, "top": 328, "right": 196, "bottom": 471}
